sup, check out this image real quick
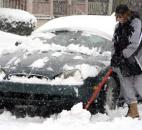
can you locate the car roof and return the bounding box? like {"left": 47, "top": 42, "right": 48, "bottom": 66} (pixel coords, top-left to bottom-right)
{"left": 34, "top": 15, "right": 116, "bottom": 40}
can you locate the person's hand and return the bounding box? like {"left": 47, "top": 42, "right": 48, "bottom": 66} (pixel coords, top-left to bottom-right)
{"left": 111, "top": 54, "right": 121, "bottom": 67}
{"left": 111, "top": 53, "right": 126, "bottom": 67}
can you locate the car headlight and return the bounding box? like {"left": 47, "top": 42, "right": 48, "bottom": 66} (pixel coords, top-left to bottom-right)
{"left": 59, "top": 69, "right": 82, "bottom": 79}
{"left": 0, "top": 67, "right": 7, "bottom": 80}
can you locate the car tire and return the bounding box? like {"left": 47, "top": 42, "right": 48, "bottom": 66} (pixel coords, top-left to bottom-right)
{"left": 86, "top": 72, "right": 120, "bottom": 115}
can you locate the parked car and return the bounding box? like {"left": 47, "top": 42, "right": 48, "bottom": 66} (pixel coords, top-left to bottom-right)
{"left": 0, "top": 15, "right": 120, "bottom": 117}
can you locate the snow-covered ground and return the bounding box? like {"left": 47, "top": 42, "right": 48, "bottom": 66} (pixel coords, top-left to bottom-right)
{"left": 0, "top": 103, "right": 142, "bottom": 130}
{"left": 0, "top": 12, "right": 142, "bottom": 129}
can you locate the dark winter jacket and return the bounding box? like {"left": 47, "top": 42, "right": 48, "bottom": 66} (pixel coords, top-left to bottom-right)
{"left": 111, "top": 12, "right": 142, "bottom": 76}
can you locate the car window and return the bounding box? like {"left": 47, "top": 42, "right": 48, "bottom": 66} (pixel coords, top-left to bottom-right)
{"left": 39, "top": 31, "right": 112, "bottom": 52}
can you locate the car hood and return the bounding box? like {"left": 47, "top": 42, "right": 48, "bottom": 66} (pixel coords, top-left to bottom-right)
{"left": 0, "top": 49, "right": 110, "bottom": 81}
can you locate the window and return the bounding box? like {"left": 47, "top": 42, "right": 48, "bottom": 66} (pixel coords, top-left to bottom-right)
{"left": 39, "top": 30, "right": 112, "bottom": 52}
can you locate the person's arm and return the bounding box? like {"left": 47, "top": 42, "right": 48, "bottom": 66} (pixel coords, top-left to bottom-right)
{"left": 111, "top": 24, "right": 119, "bottom": 56}
{"left": 123, "top": 18, "right": 141, "bottom": 58}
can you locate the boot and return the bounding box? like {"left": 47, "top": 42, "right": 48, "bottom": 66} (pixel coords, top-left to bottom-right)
{"left": 126, "top": 102, "right": 139, "bottom": 118}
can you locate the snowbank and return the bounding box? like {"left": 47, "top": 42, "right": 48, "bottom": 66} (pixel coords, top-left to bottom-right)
{"left": 0, "top": 103, "right": 142, "bottom": 130}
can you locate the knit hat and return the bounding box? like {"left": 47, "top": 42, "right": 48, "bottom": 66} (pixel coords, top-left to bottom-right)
{"left": 115, "top": 4, "right": 129, "bottom": 14}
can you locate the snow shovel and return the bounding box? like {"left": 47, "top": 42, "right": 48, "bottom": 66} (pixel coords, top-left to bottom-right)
{"left": 84, "top": 68, "right": 113, "bottom": 110}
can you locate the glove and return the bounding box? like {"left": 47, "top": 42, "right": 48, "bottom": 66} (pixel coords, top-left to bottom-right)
{"left": 111, "top": 54, "right": 123, "bottom": 67}
{"left": 111, "top": 52, "right": 127, "bottom": 67}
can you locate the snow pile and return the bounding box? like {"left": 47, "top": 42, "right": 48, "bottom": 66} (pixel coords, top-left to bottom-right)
{"left": 63, "top": 64, "right": 101, "bottom": 79}
{"left": 0, "top": 103, "right": 142, "bottom": 130}
{"left": 0, "top": 8, "right": 37, "bottom": 35}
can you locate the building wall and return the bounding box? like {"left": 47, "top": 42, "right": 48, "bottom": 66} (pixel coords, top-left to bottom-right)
{"left": 0, "top": 0, "right": 27, "bottom": 10}
{"left": 32, "top": 1, "right": 50, "bottom": 16}
{"left": 1, "top": 0, "right": 142, "bottom": 17}
{"left": 0, "top": 0, "right": 3, "bottom": 7}
{"left": 0, "top": 0, "right": 109, "bottom": 16}
{"left": 1, "top": 0, "right": 142, "bottom": 27}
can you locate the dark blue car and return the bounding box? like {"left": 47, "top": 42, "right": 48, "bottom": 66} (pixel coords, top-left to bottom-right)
{"left": 0, "top": 15, "right": 121, "bottom": 117}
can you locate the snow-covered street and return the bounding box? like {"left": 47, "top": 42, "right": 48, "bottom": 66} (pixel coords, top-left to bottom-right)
{"left": 0, "top": 103, "right": 142, "bottom": 130}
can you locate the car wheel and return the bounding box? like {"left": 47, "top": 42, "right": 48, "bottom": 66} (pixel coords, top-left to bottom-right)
{"left": 105, "top": 73, "right": 120, "bottom": 111}
{"left": 84, "top": 73, "right": 120, "bottom": 115}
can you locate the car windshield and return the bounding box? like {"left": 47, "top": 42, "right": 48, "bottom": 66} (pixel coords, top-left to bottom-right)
{"left": 0, "top": 30, "right": 112, "bottom": 84}
{"left": 36, "top": 30, "right": 112, "bottom": 53}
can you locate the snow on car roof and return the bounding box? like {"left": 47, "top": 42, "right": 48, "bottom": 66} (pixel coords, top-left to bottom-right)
{"left": 34, "top": 14, "right": 116, "bottom": 40}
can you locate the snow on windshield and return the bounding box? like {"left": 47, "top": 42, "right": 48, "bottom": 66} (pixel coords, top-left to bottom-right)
{"left": 0, "top": 30, "right": 111, "bottom": 85}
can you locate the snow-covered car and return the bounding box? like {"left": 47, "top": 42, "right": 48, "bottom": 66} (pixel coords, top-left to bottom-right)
{"left": 0, "top": 15, "right": 119, "bottom": 117}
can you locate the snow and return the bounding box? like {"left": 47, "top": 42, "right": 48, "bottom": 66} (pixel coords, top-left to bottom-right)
{"left": 0, "top": 14, "right": 142, "bottom": 130}
{"left": 0, "top": 31, "right": 24, "bottom": 54}
{"left": 52, "top": 52, "right": 63, "bottom": 57}
{"left": 1, "top": 64, "right": 100, "bottom": 85}
{"left": 73, "top": 56, "right": 83, "bottom": 60}
{"left": 34, "top": 14, "right": 116, "bottom": 40}
{"left": 0, "top": 8, "right": 37, "bottom": 23}
{"left": 30, "top": 57, "right": 49, "bottom": 68}
{"left": 0, "top": 103, "right": 142, "bottom": 130}
{"left": 74, "top": 64, "right": 101, "bottom": 79}
{"left": 0, "top": 30, "right": 109, "bottom": 85}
